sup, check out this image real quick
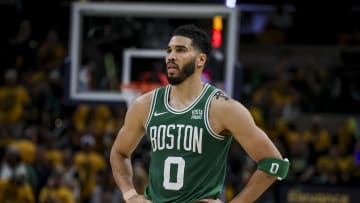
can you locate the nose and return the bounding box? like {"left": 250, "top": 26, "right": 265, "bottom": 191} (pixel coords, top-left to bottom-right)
{"left": 166, "top": 50, "right": 176, "bottom": 62}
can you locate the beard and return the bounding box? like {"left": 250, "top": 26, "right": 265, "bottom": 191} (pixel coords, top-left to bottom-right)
{"left": 167, "top": 59, "right": 196, "bottom": 85}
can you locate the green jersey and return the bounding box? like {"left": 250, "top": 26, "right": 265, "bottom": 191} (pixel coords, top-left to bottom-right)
{"left": 144, "top": 83, "right": 232, "bottom": 203}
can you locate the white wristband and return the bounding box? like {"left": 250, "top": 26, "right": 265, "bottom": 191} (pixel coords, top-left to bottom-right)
{"left": 123, "top": 189, "right": 138, "bottom": 201}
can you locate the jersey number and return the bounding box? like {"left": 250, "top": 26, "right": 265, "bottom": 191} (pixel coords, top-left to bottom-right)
{"left": 163, "top": 156, "right": 185, "bottom": 190}
{"left": 270, "top": 163, "right": 279, "bottom": 174}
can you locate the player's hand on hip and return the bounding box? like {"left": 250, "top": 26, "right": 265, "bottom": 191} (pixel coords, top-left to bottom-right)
{"left": 198, "top": 198, "right": 223, "bottom": 203}
{"left": 126, "top": 194, "right": 152, "bottom": 203}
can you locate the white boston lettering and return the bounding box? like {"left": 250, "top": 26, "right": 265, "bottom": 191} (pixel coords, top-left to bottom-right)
{"left": 176, "top": 124, "right": 184, "bottom": 150}
{"left": 193, "top": 127, "right": 202, "bottom": 154}
{"left": 157, "top": 125, "right": 166, "bottom": 150}
{"left": 148, "top": 124, "right": 203, "bottom": 154}
{"left": 166, "top": 124, "right": 175, "bottom": 149}
{"left": 183, "top": 126, "right": 193, "bottom": 151}
{"left": 149, "top": 126, "right": 157, "bottom": 151}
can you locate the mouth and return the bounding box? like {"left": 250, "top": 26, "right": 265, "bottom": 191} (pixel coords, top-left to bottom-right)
{"left": 167, "top": 62, "right": 178, "bottom": 74}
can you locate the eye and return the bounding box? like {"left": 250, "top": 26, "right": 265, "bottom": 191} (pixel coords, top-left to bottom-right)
{"left": 176, "top": 48, "right": 186, "bottom": 53}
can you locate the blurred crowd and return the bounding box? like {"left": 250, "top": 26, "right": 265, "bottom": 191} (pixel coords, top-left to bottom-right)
{"left": 0, "top": 3, "right": 360, "bottom": 203}
{"left": 0, "top": 18, "right": 126, "bottom": 203}
{"left": 225, "top": 61, "right": 360, "bottom": 201}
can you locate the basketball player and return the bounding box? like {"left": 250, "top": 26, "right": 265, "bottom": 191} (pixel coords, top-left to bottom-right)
{"left": 110, "top": 24, "right": 289, "bottom": 203}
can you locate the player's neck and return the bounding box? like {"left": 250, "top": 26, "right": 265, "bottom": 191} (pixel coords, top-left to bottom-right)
{"left": 169, "top": 79, "right": 205, "bottom": 109}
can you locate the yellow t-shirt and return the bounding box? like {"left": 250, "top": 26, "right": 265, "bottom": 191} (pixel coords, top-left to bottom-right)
{"left": 10, "top": 140, "right": 36, "bottom": 163}
{"left": 74, "top": 151, "right": 106, "bottom": 198}
{"left": 0, "top": 179, "right": 35, "bottom": 203}
{"left": 73, "top": 105, "right": 90, "bottom": 132}
{"left": 39, "top": 186, "right": 75, "bottom": 203}
{"left": 0, "top": 86, "right": 30, "bottom": 123}
{"left": 45, "top": 149, "right": 63, "bottom": 168}
{"left": 303, "top": 129, "right": 331, "bottom": 152}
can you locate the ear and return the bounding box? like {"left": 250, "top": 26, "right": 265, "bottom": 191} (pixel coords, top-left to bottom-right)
{"left": 197, "top": 53, "right": 207, "bottom": 67}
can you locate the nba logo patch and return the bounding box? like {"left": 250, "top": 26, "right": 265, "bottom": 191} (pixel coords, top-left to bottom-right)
{"left": 191, "top": 109, "right": 203, "bottom": 119}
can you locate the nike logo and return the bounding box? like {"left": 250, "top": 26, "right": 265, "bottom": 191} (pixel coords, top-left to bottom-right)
{"left": 154, "top": 111, "right": 167, "bottom": 116}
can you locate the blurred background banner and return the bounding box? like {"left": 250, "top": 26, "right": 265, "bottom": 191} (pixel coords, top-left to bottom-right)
{"left": 278, "top": 183, "right": 360, "bottom": 203}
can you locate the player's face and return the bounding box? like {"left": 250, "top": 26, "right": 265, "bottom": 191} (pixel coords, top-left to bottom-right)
{"left": 166, "top": 36, "right": 198, "bottom": 85}
{"left": 167, "top": 57, "right": 196, "bottom": 85}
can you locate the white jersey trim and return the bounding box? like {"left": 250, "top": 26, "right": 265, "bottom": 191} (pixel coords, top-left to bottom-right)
{"left": 164, "top": 83, "right": 210, "bottom": 114}
{"left": 204, "top": 89, "right": 226, "bottom": 140}
{"left": 145, "top": 89, "right": 158, "bottom": 130}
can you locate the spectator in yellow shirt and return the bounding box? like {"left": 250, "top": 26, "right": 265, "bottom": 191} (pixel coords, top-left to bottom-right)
{"left": 74, "top": 134, "right": 106, "bottom": 202}
{"left": 303, "top": 116, "right": 331, "bottom": 156}
{"left": 0, "top": 172, "right": 35, "bottom": 203}
{"left": 39, "top": 171, "right": 75, "bottom": 203}
{"left": 9, "top": 125, "right": 38, "bottom": 164}
{"left": 0, "top": 69, "right": 30, "bottom": 137}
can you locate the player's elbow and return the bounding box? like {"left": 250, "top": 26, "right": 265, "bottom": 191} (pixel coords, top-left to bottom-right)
{"left": 109, "top": 145, "right": 129, "bottom": 166}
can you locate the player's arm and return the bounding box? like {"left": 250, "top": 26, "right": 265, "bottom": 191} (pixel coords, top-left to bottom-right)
{"left": 212, "top": 94, "right": 288, "bottom": 203}
{"left": 109, "top": 92, "right": 152, "bottom": 201}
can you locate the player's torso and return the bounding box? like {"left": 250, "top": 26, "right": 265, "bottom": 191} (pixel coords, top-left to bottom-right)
{"left": 144, "top": 84, "right": 232, "bottom": 203}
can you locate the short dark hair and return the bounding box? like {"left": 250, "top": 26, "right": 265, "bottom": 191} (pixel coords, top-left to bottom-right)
{"left": 172, "top": 24, "right": 212, "bottom": 56}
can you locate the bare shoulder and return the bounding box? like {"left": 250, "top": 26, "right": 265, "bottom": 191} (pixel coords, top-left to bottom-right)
{"left": 209, "top": 90, "right": 254, "bottom": 133}
{"left": 131, "top": 91, "right": 153, "bottom": 109}
{"left": 210, "top": 90, "right": 246, "bottom": 113}
{"left": 125, "top": 90, "right": 154, "bottom": 125}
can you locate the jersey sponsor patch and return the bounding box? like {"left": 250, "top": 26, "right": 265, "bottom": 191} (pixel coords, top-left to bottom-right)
{"left": 191, "top": 109, "right": 203, "bottom": 119}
